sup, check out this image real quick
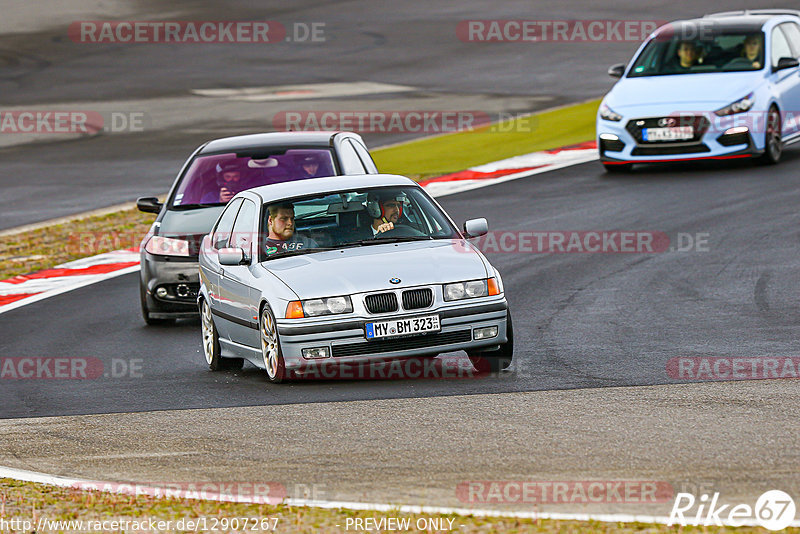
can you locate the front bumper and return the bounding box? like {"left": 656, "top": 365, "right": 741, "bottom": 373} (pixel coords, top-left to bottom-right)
{"left": 140, "top": 251, "right": 200, "bottom": 318}
{"left": 597, "top": 114, "right": 762, "bottom": 164}
{"left": 275, "top": 298, "right": 509, "bottom": 370}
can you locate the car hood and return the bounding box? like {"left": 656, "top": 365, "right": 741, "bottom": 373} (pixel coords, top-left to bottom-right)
{"left": 260, "top": 240, "right": 489, "bottom": 299}
{"left": 156, "top": 207, "right": 225, "bottom": 257}
{"left": 606, "top": 73, "right": 761, "bottom": 110}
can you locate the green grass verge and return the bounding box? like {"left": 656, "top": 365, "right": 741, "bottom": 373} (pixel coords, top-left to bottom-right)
{"left": 372, "top": 99, "right": 600, "bottom": 180}
{"left": 1, "top": 479, "right": 789, "bottom": 533}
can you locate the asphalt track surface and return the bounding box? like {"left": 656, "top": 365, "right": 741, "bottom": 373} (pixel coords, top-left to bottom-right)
{"left": 0, "top": 0, "right": 759, "bottom": 229}
{"left": 3, "top": 154, "right": 800, "bottom": 515}
{"left": 3, "top": 0, "right": 800, "bottom": 521}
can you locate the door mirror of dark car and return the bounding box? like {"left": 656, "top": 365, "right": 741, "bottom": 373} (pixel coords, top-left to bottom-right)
{"left": 463, "top": 218, "right": 489, "bottom": 238}
{"left": 218, "top": 247, "right": 247, "bottom": 266}
{"left": 608, "top": 63, "right": 626, "bottom": 78}
{"left": 136, "top": 197, "right": 163, "bottom": 214}
{"left": 774, "top": 57, "right": 800, "bottom": 72}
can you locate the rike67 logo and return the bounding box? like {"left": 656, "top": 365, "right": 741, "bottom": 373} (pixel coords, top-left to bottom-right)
{"left": 669, "top": 490, "right": 796, "bottom": 530}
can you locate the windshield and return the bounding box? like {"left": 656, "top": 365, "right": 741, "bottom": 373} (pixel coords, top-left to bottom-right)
{"left": 257, "top": 186, "right": 461, "bottom": 261}
{"left": 628, "top": 30, "right": 765, "bottom": 77}
{"left": 170, "top": 148, "right": 336, "bottom": 208}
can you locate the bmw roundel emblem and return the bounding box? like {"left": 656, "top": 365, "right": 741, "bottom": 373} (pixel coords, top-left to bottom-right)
{"left": 389, "top": 278, "right": 401, "bottom": 284}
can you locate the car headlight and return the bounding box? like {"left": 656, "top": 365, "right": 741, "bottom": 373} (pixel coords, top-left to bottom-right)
{"left": 286, "top": 296, "right": 353, "bottom": 318}
{"left": 714, "top": 92, "right": 754, "bottom": 116}
{"left": 599, "top": 104, "right": 623, "bottom": 122}
{"left": 443, "top": 278, "right": 501, "bottom": 301}
{"left": 144, "top": 235, "right": 189, "bottom": 257}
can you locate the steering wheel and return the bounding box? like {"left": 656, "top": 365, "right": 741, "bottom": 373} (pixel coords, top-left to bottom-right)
{"left": 372, "top": 225, "right": 427, "bottom": 239}
{"left": 724, "top": 57, "right": 755, "bottom": 69}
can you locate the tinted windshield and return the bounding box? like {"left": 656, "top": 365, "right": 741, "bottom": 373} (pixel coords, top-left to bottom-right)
{"left": 257, "top": 186, "right": 461, "bottom": 261}
{"left": 170, "top": 148, "right": 336, "bottom": 208}
{"left": 628, "top": 30, "right": 765, "bottom": 76}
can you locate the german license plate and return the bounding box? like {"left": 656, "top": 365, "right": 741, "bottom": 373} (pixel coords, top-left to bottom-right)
{"left": 642, "top": 126, "right": 693, "bottom": 141}
{"left": 365, "top": 314, "right": 440, "bottom": 340}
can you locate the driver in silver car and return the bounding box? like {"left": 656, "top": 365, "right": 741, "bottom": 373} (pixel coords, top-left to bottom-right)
{"left": 366, "top": 191, "right": 406, "bottom": 235}
{"left": 263, "top": 203, "right": 317, "bottom": 256}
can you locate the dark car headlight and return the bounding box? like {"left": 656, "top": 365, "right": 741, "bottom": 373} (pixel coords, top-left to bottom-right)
{"left": 143, "top": 235, "right": 190, "bottom": 257}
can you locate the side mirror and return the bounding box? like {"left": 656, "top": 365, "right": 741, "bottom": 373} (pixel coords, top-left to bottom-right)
{"left": 463, "top": 218, "right": 488, "bottom": 238}
{"left": 608, "top": 63, "right": 626, "bottom": 78}
{"left": 774, "top": 57, "right": 800, "bottom": 72}
{"left": 218, "top": 247, "right": 247, "bottom": 266}
{"left": 137, "top": 197, "right": 163, "bottom": 214}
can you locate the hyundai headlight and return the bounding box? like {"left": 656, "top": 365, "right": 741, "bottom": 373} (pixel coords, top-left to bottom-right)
{"left": 599, "top": 104, "right": 623, "bottom": 122}
{"left": 714, "top": 92, "right": 754, "bottom": 117}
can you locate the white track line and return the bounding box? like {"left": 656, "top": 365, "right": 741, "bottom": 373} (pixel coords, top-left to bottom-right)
{"left": 1, "top": 465, "right": 794, "bottom": 528}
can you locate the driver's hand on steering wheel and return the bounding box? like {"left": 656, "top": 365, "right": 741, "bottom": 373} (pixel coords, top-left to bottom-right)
{"left": 376, "top": 221, "right": 394, "bottom": 234}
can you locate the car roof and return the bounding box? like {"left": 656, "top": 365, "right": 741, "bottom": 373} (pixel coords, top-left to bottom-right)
{"left": 663, "top": 16, "right": 772, "bottom": 34}
{"left": 198, "top": 131, "right": 350, "bottom": 154}
{"left": 245, "top": 174, "right": 418, "bottom": 204}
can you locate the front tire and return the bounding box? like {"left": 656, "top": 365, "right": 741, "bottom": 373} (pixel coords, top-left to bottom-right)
{"left": 201, "top": 299, "right": 243, "bottom": 371}
{"left": 759, "top": 106, "right": 782, "bottom": 165}
{"left": 468, "top": 312, "right": 514, "bottom": 373}
{"left": 260, "top": 304, "right": 286, "bottom": 383}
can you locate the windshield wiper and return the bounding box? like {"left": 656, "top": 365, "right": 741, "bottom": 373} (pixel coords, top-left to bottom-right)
{"left": 263, "top": 247, "right": 337, "bottom": 261}
{"left": 171, "top": 202, "right": 224, "bottom": 210}
{"left": 347, "top": 236, "right": 435, "bottom": 246}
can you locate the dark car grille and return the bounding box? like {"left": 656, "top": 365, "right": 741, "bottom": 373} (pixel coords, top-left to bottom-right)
{"left": 364, "top": 293, "right": 398, "bottom": 314}
{"left": 332, "top": 329, "right": 472, "bottom": 358}
{"left": 625, "top": 116, "right": 710, "bottom": 144}
{"left": 631, "top": 143, "right": 711, "bottom": 156}
{"left": 402, "top": 288, "right": 433, "bottom": 310}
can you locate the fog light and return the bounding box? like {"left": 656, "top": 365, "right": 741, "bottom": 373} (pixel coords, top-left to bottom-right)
{"left": 176, "top": 284, "right": 190, "bottom": 298}
{"left": 473, "top": 326, "right": 498, "bottom": 340}
{"left": 302, "top": 347, "right": 330, "bottom": 359}
{"left": 724, "top": 126, "right": 749, "bottom": 135}
{"left": 155, "top": 287, "right": 168, "bottom": 298}
{"left": 599, "top": 133, "right": 620, "bottom": 141}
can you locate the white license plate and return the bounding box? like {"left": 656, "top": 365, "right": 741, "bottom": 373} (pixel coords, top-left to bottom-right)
{"left": 365, "top": 314, "right": 440, "bottom": 340}
{"left": 643, "top": 126, "right": 693, "bottom": 141}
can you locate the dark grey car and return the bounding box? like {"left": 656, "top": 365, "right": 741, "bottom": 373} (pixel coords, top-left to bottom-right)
{"left": 137, "top": 131, "right": 379, "bottom": 325}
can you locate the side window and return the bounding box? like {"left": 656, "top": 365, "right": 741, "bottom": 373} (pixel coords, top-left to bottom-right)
{"left": 212, "top": 198, "right": 243, "bottom": 250}
{"left": 349, "top": 139, "right": 379, "bottom": 174}
{"left": 230, "top": 199, "right": 256, "bottom": 255}
{"left": 337, "top": 140, "right": 367, "bottom": 174}
{"left": 772, "top": 25, "right": 794, "bottom": 67}
{"left": 780, "top": 23, "right": 800, "bottom": 57}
